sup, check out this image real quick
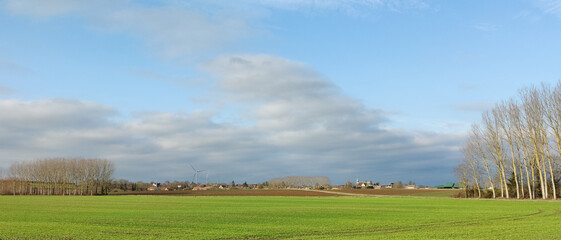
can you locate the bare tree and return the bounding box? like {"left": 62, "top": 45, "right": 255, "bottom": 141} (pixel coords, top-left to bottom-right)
{"left": 4, "top": 158, "right": 114, "bottom": 196}
{"left": 462, "top": 139, "right": 481, "bottom": 198}
{"left": 497, "top": 102, "right": 520, "bottom": 198}
{"left": 521, "top": 87, "right": 548, "bottom": 199}
{"left": 458, "top": 82, "right": 561, "bottom": 199}
{"left": 472, "top": 124, "right": 496, "bottom": 198}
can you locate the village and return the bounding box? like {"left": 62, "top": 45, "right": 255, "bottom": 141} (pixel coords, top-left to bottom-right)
{"left": 134, "top": 179, "right": 460, "bottom": 193}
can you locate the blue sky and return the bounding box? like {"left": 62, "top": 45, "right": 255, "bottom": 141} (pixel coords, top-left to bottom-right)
{"left": 1, "top": 0, "right": 561, "bottom": 185}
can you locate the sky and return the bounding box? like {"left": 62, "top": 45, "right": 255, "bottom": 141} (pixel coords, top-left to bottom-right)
{"left": 1, "top": 0, "right": 561, "bottom": 185}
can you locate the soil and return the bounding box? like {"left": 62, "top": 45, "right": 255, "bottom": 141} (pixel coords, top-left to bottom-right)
{"left": 329, "top": 188, "right": 456, "bottom": 195}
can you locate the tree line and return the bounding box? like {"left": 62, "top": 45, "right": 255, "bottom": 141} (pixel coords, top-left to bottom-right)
{"left": 457, "top": 82, "right": 561, "bottom": 199}
{"left": 1, "top": 158, "right": 114, "bottom": 195}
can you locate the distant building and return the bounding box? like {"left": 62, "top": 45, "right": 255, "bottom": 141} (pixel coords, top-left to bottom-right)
{"left": 355, "top": 179, "right": 373, "bottom": 188}
{"left": 147, "top": 186, "right": 158, "bottom": 191}
{"left": 381, "top": 183, "right": 394, "bottom": 189}
{"left": 435, "top": 183, "right": 457, "bottom": 189}
{"left": 405, "top": 185, "right": 416, "bottom": 189}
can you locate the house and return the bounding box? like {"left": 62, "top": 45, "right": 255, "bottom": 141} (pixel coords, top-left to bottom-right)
{"left": 381, "top": 183, "right": 394, "bottom": 189}
{"left": 405, "top": 185, "right": 416, "bottom": 189}
{"left": 218, "top": 185, "right": 228, "bottom": 189}
{"left": 355, "top": 179, "right": 373, "bottom": 188}
{"left": 147, "top": 186, "right": 158, "bottom": 191}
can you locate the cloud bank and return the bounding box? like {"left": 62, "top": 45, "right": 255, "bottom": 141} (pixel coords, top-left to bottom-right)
{"left": 0, "top": 55, "right": 460, "bottom": 184}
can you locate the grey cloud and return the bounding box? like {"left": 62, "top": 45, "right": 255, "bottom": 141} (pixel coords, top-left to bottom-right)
{"left": 200, "top": 54, "right": 459, "bottom": 184}
{"left": 458, "top": 82, "right": 477, "bottom": 91}
{"left": 0, "top": 55, "right": 461, "bottom": 185}
{"left": 0, "top": 96, "right": 459, "bottom": 185}
{"left": 0, "top": 87, "right": 13, "bottom": 95}
{"left": 206, "top": 55, "right": 337, "bottom": 102}
{"left": 205, "top": 55, "right": 387, "bottom": 132}
{"left": 0, "top": 99, "right": 116, "bottom": 131}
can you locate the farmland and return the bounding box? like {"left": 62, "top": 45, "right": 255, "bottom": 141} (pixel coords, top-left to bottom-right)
{"left": 108, "top": 188, "right": 459, "bottom": 197}
{"left": 1, "top": 194, "right": 560, "bottom": 239}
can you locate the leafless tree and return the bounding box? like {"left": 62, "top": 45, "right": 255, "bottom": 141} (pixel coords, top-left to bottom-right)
{"left": 459, "top": 82, "right": 561, "bottom": 199}
{"left": 4, "top": 158, "right": 114, "bottom": 195}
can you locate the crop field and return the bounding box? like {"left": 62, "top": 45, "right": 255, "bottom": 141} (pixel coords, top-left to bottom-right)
{"left": 1, "top": 195, "right": 560, "bottom": 239}
{"left": 108, "top": 189, "right": 459, "bottom": 198}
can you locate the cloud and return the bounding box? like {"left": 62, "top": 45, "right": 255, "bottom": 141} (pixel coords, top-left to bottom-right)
{"left": 0, "top": 57, "right": 31, "bottom": 76}
{"left": 0, "top": 87, "right": 13, "bottom": 96}
{"left": 1, "top": 0, "right": 430, "bottom": 61}
{"left": 2, "top": 0, "right": 251, "bottom": 59}
{"left": 458, "top": 82, "right": 477, "bottom": 91}
{"left": 536, "top": 0, "right": 561, "bottom": 17}
{"left": 252, "top": 0, "right": 428, "bottom": 14}
{"left": 456, "top": 101, "right": 494, "bottom": 112}
{"left": 2, "top": 0, "right": 86, "bottom": 18}
{"left": 0, "top": 98, "right": 116, "bottom": 131}
{"left": 0, "top": 54, "right": 461, "bottom": 185}
{"left": 204, "top": 55, "right": 387, "bottom": 131}
{"left": 472, "top": 22, "right": 498, "bottom": 32}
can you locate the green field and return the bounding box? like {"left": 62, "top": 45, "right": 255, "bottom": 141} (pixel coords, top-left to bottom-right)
{"left": 1, "top": 195, "right": 560, "bottom": 239}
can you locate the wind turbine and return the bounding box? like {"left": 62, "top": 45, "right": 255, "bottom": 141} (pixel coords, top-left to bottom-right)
{"left": 189, "top": 163, "right": 205, "bottom": 184}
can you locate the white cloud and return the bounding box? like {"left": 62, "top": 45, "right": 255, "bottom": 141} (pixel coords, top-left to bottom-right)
{"left": 252, "top": 0, "right": 428, "bottom": 14}
{"left": 472, "top": 22, "right": 498, "bottom": 32}
{"left": 2, "top": 0, "right": 251, "bottom": 59}
{"left": 536, "top": 0, "right": 561, "bottom": 16}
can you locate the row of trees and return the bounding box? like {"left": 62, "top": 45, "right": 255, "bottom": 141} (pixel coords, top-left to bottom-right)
{"left": 457, "top": 82, "right": 561, "bottom": 199}
{"left": 2, "top": 158, "right": 114, "bottom": 195}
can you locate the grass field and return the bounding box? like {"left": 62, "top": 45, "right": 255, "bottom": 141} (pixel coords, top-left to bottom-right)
{"left": 108, "top": 189, "right": 460, "bottom": 198}
{"left": 1, "top": 195, "right": 560, "bottom": 239}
